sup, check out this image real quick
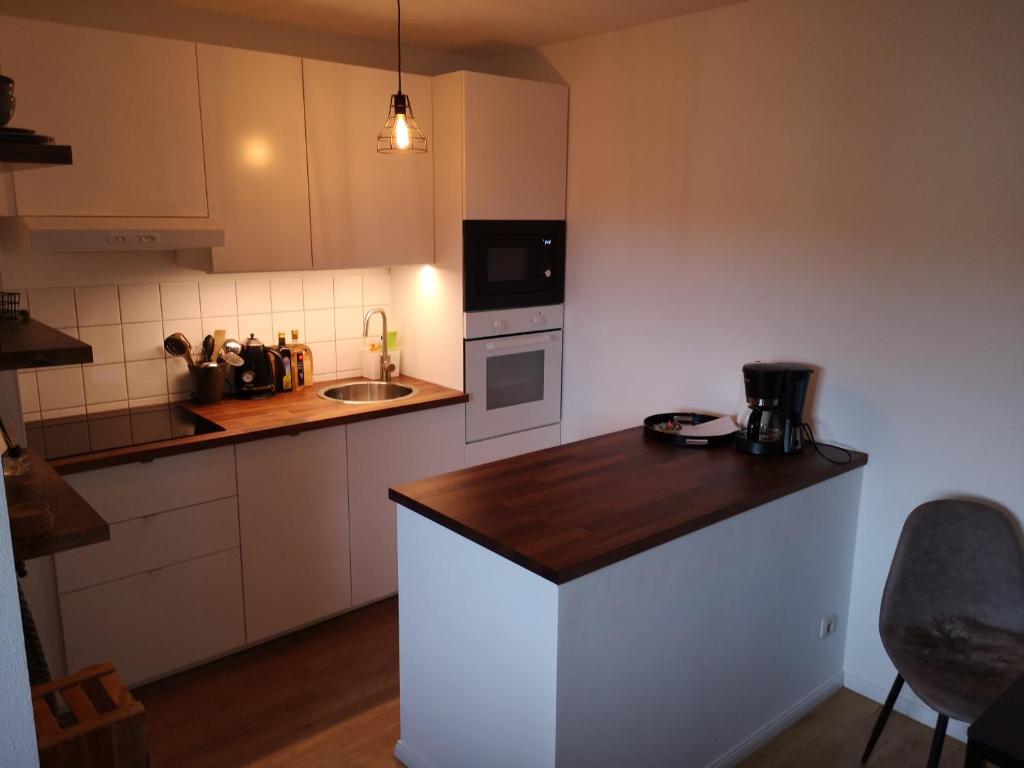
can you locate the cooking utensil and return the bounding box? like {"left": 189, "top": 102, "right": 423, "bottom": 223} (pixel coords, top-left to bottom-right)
{"left": 202, "top": 335, "right": 215, "bottom": 362}
{"left": 220, "top": 350, "right": 244, "bottom": 367}
{"left": 212, "top": 329, "right": 226, "bottom": 363}
{"left": 164, "top": 333, "right": 195, "bottom": 368}
{"left": 223, "top": 338, "right": 243, "bottom": 357}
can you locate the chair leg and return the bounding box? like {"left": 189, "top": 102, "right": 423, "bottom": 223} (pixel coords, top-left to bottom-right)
{"left": 925, "top": 713, "right": 948, "bottom": 768}
{"left": 862, "top": 674, "right": 905, "bottom": 763}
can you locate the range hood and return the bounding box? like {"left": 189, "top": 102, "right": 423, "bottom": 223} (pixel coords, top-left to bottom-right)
{"left": 0, "top": 216, "right": 225, "bottom": 252}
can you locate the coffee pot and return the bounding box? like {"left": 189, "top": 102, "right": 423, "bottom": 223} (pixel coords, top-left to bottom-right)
{"left": 736, "top": 362, "right": 813, "bottom": 455}
{"left": 237, "top": 334, "right": 280, "bottom": 399}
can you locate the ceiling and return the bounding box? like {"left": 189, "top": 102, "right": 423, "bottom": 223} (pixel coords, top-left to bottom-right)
{"left": 159, "top": 0, "right": 748, "bottom": 55}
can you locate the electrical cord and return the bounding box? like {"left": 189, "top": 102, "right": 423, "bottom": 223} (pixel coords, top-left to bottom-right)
{"left": 801, "top": 423, "right": 854, "bottom": 465}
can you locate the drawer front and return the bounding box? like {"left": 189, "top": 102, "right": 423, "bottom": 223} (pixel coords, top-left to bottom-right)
{"left": 60, "top": 548, "right": 244, "bottom": 687}
{"left": 66, "top": 446, "right": 235, "bottom": 523}
{"left": 54, "top": 497, "right": 240, "bottom": 594}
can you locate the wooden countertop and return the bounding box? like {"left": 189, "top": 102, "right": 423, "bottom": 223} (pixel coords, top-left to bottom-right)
{"left": 390, "top": 428, "right": 867, "bottom": 585}
{"left": 7, "top": 450, "right": 109, "bottom": 561}
{"left": 51, "top": 375, "right": 467, "bottom": 474}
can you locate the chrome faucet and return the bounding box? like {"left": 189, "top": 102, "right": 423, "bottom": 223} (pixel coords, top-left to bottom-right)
{"left": 362, "top": 307, "right": 395, "bottom": 382}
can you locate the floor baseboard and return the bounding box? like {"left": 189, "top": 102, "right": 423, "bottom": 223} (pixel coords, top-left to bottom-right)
{"left": 704, "top": 671, "right": 845, "bottom": 768}
{"left": 843, "top": 671, "right": 968, "bottom": 743}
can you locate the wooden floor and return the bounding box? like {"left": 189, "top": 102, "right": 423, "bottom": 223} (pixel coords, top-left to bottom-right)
{"left": 136, "top": 597, "right": 966, "bottom": 767}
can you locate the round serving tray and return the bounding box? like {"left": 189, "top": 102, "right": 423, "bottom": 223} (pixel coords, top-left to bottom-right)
{"left": 643, "top": 412, "right": 738, "bottom": 448}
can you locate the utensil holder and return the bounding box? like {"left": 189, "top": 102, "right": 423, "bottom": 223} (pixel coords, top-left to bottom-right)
{"left": 191, "top": 361, "right": 228, "bottom": 404}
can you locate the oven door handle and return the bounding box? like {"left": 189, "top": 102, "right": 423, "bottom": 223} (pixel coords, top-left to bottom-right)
{"left": 484, "top": 333, "right": 559, "bottom": 352}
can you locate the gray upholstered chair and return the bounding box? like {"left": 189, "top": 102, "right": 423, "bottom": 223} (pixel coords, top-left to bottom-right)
{"left": 861, "top": 499, "right": 1024, "bottom": 767}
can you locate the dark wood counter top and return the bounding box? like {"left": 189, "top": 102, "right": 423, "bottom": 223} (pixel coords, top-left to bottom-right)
{"left": 390, "top": 428, "right": 867, "bottom": 584}
{"left": 51, "top": 375, "right": 467, "bottom": 474}
{"left": 7, "top": 450, "right": 109, "bottom": 561}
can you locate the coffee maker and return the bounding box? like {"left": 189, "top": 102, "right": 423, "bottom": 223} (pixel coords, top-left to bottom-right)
{"left": 736, "top": 362, "right": 813, "bottom": 455}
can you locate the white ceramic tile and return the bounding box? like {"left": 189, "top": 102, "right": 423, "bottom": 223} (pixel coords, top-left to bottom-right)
{"left": 126, "top": 359, "right": 169, "bottom": 399}
{"left": 168, "top": 392, "right": 191, "bottom": 403}
{"left": 362, "top": 273, "right": 391, "bottom": 305}
{"left": 160, "top": 282, "right": 201, "bottom": 320}
{"left": 336, "top": 338, "right": 362, "bottom": 372}
{"left": 338, "top": 369, "right": 362, "bottom": 380}
{"left": 86, "top": 400, "right": 128, "bottom": 415}
{"left": 122, "top": 321, "right": 165, "bottom": 362}
{"left": 118, "top": 284, "right": 162, "bottom": 323}
{"left": 74, "top": 286, "right": 120, "bottom": 326}
{"left": 162, "top": 319, "right": 203, "bottom": 357}
{"left": 306, "top": 340, "right": 336, "bottom": 378}
{"left": 236, "top": 279, "right": 272, "bottom": 315}
{"left": 201, "top": 317, "right": 240, "bottom": 346}
{"left": 78, "top": 325, "right": 124, "bottom": 365}
{"left": 42, "top": 405, "right": 87, "bottom": 420}
{"left": 363, "top": 305, "right": 391, "bottom": 337}
{"left": 28, "top": 288, "right": 77, "bottom": 327}
{"left": 270, "top": 277, "right": 303, "bottom": 312}
{"left": 129, "top": 395, "right": 170, "bottom": 409}
{"left": 199, "top": 281, "right": 238, "bottom": 317}
{"left": 304, "top": 308, "right": 334, "bottom": 343}
{"left": 238, "top": 314, "right": 273, "bottom": 346}
{"left": 36, "top": 367, "right": 85, "bottom": 411}
{"left": 166, "top": 357, "right": 192, "bottom": 395}
{"left": 271, "top": 311, "right": 304, "bottom": 344}
{"left": 17, "top": 371, "right": 39, "bottom": 413}
{"left": 334, "top": 275, "right": 362, "bottom": 307}
{"left": 82, "top": 363, "right": 128, "bottom": 404}
{"left": 335, "top": 307, "right": 364, "bottom": 339}
{"left": 302, "top": 275, "right": 333, "bottom": 310}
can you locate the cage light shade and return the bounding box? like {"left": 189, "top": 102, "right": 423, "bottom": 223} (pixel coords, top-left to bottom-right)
{"left": 377, "top": 93, "right": 427, "bottom": 153}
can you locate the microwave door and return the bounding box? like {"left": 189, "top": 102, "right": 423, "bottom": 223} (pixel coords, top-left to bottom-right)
{"left": 465, "top": 331, "right": 563, "bottom": 443}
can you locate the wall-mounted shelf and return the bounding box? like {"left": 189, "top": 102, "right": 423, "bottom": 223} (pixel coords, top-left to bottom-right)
{"left": 0, "top": 317, "right": 93, "bottom": 369}
{"left": 0, "top": 141, "right": 73, "bottom": 173}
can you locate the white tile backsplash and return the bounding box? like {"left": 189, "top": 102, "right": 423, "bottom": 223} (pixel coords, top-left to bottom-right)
{"left": 74, "top": 286, "right": 120, "bottom": 326}
{"left": 12, "top": 270, "right": 390, "bottom": 418}
{"left": 119, "top": 284, "right": 162, "bottom": 323}
{"left": 160, "top": 282, "right": 201, "bottom": 320}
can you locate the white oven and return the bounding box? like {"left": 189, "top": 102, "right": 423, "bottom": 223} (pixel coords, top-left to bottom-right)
{"left": 464, "top": 305, "right": 563, "bottom": 444}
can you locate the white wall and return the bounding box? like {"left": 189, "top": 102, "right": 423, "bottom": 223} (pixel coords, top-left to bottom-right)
{"left": 493, "top": 0, "right": 1024, "bottom": 729}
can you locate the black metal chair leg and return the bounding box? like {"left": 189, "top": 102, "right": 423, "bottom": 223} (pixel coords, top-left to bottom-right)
{"left": 926, "top": 713, "right": 948, "bottom": 768}
{"left": 862, "top": 674, "right": 905, "bottom": 763}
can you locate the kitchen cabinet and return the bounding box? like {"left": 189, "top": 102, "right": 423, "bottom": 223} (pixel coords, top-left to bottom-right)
{"left": 346, "top": 404, "right": 465, "bottom": 606}
{"left": 235, "top": 426, "right": 351, "bottom": 642}
{"left": 197, "top": 44, "right": 312, "bottom": 272}
{"left": 303, "top": 59, "right": 434, "bottom": 268}
{"left": 0, "top": 16, "right": 207, "bottom": 217}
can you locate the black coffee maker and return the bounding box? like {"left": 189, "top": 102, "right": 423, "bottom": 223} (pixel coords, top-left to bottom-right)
{"left": 736, "top": 362, "right": 813, "bottom": 455}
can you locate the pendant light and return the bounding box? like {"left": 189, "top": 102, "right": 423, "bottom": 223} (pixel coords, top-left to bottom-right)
{"left": 377, "top": 0, "right": 427, "bottom": 153}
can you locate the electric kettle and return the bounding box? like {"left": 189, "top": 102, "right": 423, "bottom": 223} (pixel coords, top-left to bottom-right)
{"left": 237, "top": 334, "right": 280, "bottom": 399}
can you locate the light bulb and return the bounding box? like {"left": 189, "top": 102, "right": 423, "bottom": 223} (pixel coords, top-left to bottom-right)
{"left": 394, "top": 113, "right": 411, "bottom": 150}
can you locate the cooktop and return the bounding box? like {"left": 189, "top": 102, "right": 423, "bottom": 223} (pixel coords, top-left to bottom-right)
{"left": 24, "top": 405, "right": 224, "bottom": 461}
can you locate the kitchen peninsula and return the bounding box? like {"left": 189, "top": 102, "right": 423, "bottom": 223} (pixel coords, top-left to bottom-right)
{"left": 390, "top": 429, "right": 867, "bottom": 768}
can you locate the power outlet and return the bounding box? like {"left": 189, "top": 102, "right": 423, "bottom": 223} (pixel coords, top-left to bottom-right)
{"left": 819, "top": 613, "right": 838, "bottom": 639}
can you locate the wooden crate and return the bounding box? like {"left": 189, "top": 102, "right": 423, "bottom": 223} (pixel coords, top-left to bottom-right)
{"left": 32, "top": 662, "right": 146, "bottom": 768}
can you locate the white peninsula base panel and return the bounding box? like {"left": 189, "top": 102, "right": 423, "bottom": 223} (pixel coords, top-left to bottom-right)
{"left": 395, "top": 469, "right": 863, "bottom": 768}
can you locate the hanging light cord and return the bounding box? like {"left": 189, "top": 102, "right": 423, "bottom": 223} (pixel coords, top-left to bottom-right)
{"left": 396, "top": 0, "right": 403, "bottom": 94}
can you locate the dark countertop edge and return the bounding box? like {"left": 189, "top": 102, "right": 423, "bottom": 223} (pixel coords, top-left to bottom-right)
{"left": 52, "top": 390, "right": 468, "bottom": 475}
{"left": 389, "top": 450, "right": 868, "bottom": 585}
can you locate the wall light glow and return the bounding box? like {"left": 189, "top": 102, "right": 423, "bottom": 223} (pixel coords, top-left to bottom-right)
{"left": 242, "top": 136, "right": 273, "bottom": 168}
{"left": 418, "top": 265, "right": 440, "bottom": 298}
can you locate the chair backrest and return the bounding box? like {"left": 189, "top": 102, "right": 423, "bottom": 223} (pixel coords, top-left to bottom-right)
{"left": 880, "top": 499, "right": 1024, "bottom": 639}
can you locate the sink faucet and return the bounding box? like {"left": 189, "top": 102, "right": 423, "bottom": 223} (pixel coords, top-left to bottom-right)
{"left": 363, "top": 307, "right": 395, "bottom": 382}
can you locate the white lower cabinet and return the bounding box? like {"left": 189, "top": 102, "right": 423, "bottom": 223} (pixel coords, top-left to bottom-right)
{"left": 60, "top": 549, "right": 244, "bottom": 687}
{"left": 347, "top": 404, "right": 466, "bottom": 606}
{"left": 235, "top": 425, "right": 352, "bottom": 643}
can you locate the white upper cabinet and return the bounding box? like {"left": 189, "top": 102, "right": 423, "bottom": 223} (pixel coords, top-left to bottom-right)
{"left": 0, "top": 17, "right": 207, "bottom": 216}
{"left": 197, "top": 44, "right": 312, "bottom": 272}
{"left": 304, "top": 59, "right": 434, "bottom": 268}
{"left": 462, "top": 72, "right": 568, "bottom": 220}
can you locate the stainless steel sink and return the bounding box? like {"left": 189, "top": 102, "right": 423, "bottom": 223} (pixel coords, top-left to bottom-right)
{"left": 318, "top": 381, "right": 417, "bottom": 404}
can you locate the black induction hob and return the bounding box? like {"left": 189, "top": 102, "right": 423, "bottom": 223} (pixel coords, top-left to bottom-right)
{"left": 24, "top": 405, "right": 224, "bottom": 461}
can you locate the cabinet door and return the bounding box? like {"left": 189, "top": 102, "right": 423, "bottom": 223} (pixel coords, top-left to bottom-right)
{"left": 304, "top": 59, "right": 434, "bottom": 268}
{"left": 347, "top": 404, "right": 465, "bottom": 606}
{"left": 235, "top": 426, "right": 350, "bottom": 642}
{"left": 0, "top": 17, "right": 207, "bottom": 216}
{"left": 462, "top": 72, "right": 568, "bottom": 220}
{"left": 197, "top": 44, "right": 312, "bottom": 272}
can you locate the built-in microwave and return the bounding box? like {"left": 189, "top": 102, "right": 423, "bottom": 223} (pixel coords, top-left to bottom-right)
{"left": 463, "top": 220, "right": 566, "bottom": 311}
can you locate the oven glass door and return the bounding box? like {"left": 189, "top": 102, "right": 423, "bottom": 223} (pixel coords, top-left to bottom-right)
{"left": 465, "top": 331, "right": 562, "bottom": 443}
